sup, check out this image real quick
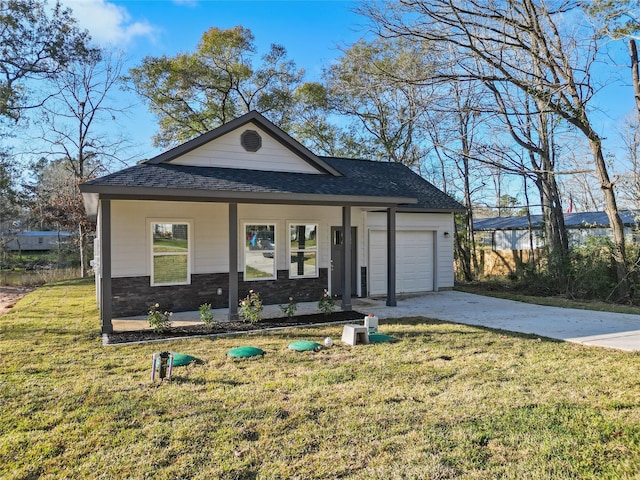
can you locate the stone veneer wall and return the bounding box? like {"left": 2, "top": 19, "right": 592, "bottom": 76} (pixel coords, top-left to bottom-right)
{"left": 360, "top": 266, "right": 367, "bottom": 298}
{"left": 111, "top": 268, "right": 329, "bottom": 317}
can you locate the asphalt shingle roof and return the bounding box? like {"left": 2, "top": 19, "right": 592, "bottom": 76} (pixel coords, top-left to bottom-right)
{"left": 82, "top": 156, "right": 464, "bottom": 211}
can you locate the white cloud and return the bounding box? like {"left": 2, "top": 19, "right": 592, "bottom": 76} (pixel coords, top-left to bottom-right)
{"left": 60, "top": 0, "right": 158, "bottom": 47}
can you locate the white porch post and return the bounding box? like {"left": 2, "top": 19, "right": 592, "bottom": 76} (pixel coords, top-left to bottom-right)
{"left": 228, "top": 203, "right": 238, "bottom": 319}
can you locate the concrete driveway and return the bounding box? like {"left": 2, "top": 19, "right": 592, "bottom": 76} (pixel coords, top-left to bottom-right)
{"left": 362, "top": 291, "right": 640, "bottom": 352}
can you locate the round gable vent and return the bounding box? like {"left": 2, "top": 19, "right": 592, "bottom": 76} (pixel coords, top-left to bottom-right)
{"left": 241, "top": 130, "right": 262, "bottom": 152}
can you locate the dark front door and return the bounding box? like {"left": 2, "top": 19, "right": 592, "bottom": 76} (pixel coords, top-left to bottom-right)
{"left": 330, "top": 226, "right": 357, "bottom": 298}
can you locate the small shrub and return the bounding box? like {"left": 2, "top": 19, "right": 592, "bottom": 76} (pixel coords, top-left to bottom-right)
{"left": 147, "top": 303, "right": 172, "bottom": 333}
{"left": 279, "top": 296, "right": 298, "bottom": 319}
{"left": 199, "top": 303, "right": 215, "bottom": 327}
{"left": 239, "top": 290, "right": 263, "bottom": 323}
{"left": 317, "top": 289, "right": 335, "bottom": 316}
{"left": 567, "top": 237, "right": 617, "bottom": 299}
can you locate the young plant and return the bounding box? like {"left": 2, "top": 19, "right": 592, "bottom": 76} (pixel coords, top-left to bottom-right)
{"left": 199, "top": 303, "right": 215, "bottom": 327}
{"left": 279, "top": 296, "right": 298, "bottom": 319}
{"left": 317, "top": 289, "right": 335, "bottom": 316}
{"left": 239, "top": 290, "right": 263, "bottom": 323}
{"left": 147, "top": 303, "right": 172, "bottom": 333}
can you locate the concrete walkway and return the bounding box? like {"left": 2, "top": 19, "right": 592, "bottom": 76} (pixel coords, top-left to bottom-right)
{"left": 114, "top": 291, "right": 640, "bottom": 351}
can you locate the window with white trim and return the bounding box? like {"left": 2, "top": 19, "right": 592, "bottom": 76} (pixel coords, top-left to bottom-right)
{"left": 244, "top": 224, "right": 276, "bottom": 280}
{"left": 289, "top": 223, "right": 318, "bottom": 278}
{"left": 151, "top": 222, "right": 190, "bottom": 286}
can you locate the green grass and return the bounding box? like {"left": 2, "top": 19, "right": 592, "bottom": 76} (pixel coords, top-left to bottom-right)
{"left": 2, "top": 279, "right": 640, "bottom": 479}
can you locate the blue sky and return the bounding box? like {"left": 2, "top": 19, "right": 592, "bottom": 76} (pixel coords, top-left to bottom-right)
{"left": 30, "top": 0, "right": 637, "bottom": 188}
{"left": 56, "top": 0, "right": 366, "bottom": 160}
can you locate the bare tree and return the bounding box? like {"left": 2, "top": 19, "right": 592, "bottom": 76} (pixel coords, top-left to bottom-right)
{"left": 617, "top": 114, "right": 640, "bottom": 208}
{"left": 485, "top": 80, "right": 569, "bottom": 269}
{"left": 32, "top": 51, "right": 127, "bottom": 276}
{"left": 423, "top": 79, "right": 488, "bottom": 280}
{"left": 363, "top": 0, "right": 631, "bottom": 298}
{"left": 562, "top": 146, "right": 603, "bottom": 212}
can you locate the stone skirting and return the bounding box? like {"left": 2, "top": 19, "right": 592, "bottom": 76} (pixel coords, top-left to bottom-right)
{"left": 111, "top": 269, "right": 329, "bottom": 317}
{"left": 360, "top": 266, "right": 367, "bottom": 297}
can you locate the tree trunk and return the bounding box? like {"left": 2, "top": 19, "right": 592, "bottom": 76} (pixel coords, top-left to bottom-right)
{"left": 588, "top": 138, "right": 629, "bottom": 299}
{"left": 463, "top": 163, "right": 479, "bottom": 278}
{"left": 540, "top": 170, "right": 568, "bottom": 259}
{"left": 522, "top": 176, "right": 536, "bottom": 269}
{"left": 630, "top": 39, "right": 640, "bottom": 117}
{"left": 453, "top": 216, "right": 473, "bottom": 282}
{"left": 456, "top": 113, "right": 477, "bottom": 281}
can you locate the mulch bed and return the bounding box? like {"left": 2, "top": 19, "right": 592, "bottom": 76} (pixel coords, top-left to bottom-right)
{"left": 105, "top": 310, "right": 365, "bottom": 345}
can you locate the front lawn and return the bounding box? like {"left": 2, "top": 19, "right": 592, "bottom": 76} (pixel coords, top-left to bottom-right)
{"left": 1, "top": 279, "right": 639, "bottom": 479}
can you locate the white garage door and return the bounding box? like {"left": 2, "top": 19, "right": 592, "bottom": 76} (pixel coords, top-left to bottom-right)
{"left": 368, "top": 230, "right": 434, "bottom": 295}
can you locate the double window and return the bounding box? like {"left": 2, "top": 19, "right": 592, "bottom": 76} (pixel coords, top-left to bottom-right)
{"left": 243, "top": 223, "right": 319, "bottom": 280}
{"left": 151, "top": 222, "right": 190, "bottom": 286}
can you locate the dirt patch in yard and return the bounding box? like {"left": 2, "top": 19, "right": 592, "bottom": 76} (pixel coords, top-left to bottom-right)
{"left": 0, "top": 286, "right": 36, "bottom": 316}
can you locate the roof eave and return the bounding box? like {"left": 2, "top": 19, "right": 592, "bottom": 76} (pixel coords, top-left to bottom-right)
{"left": 79, "top": 185, "right": 417, "bottom": 212}
{"left": 397, "top": 206, "right": 467, "bottom": 214}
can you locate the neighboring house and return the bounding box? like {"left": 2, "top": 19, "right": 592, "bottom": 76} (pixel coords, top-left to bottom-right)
{"left": 474, "top": 210, "right": 640, "bottom": 251}
{"left": 80, "top": 111, "right": 464, "bottom": 334}
{"left": 1, "top": 231, "right": 72, "bottom": 252}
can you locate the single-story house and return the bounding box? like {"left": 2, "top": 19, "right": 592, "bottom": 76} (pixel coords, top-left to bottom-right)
{"left": 474, "top": 210, "right": 640, "bottom": 251}
{"left": 80, "top": 111, "right": 464, "bottom": 334}
{"left": 0, "top": 231, "right": 72, "bottom": 251}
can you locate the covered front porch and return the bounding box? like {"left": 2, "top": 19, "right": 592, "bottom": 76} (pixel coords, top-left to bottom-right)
{"left": 95, "top": 198, "right": 404, "bottom": 335}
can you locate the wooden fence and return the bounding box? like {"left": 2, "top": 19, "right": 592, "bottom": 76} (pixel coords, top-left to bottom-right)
{"left": 456, "top": 249, "right": 542, "bottom": 278}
